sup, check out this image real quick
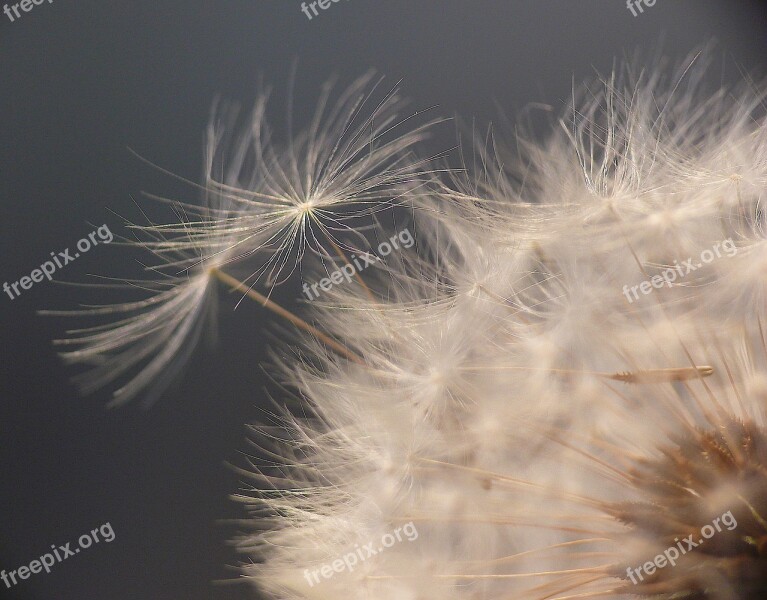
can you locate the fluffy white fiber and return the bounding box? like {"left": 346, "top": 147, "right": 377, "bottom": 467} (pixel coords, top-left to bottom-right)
{"left": 51, "top": 51, "right": 767, "bottom": 599}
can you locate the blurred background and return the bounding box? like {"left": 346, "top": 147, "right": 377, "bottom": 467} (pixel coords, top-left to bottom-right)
{"left": 1, "top": 1, "right": 766, "bottom": 598}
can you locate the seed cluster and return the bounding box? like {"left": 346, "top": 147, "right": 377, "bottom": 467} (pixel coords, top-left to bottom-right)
{"left": 612, "top": 418, "right": 767, "bottom": 599}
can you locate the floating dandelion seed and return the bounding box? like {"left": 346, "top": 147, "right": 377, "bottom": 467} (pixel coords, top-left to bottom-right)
{"left": 41, "top": 201, "right": 235, "bottom": 408}
{"left": 45, "top": 75, "right": 436, "bottom": 406}
{"left": 141, "top": 72, "right": 442, "bottom": 287}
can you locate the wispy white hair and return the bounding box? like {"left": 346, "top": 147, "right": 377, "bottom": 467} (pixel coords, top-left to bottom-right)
{"left": 47, "top": 49, "right": 767, "bottom": 599}
{"left": 238, "top": 51, "right": 767, "bottom": 600}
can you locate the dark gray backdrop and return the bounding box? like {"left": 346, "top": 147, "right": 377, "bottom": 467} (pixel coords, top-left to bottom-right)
{"left": 1, "top": 1, "right": 766, "bottom": 598}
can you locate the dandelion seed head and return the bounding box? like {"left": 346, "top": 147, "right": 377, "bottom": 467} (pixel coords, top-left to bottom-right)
{"left": 236, "top": 52, "right": 767, "bottom": 600}
{"left": 47, "top": 48, "right": 767, "bottom": 600}
{"left": 610, "top": 417, "right": 767, "bottom": 599}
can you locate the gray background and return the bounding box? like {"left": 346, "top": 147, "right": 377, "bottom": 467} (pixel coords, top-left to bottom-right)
{"left": 1, "top": 1, "right": 766, "bottom": 598}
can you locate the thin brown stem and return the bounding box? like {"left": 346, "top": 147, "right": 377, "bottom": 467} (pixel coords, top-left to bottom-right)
{"left": 211, "top": 268, "right": 365, "bottom": 366}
